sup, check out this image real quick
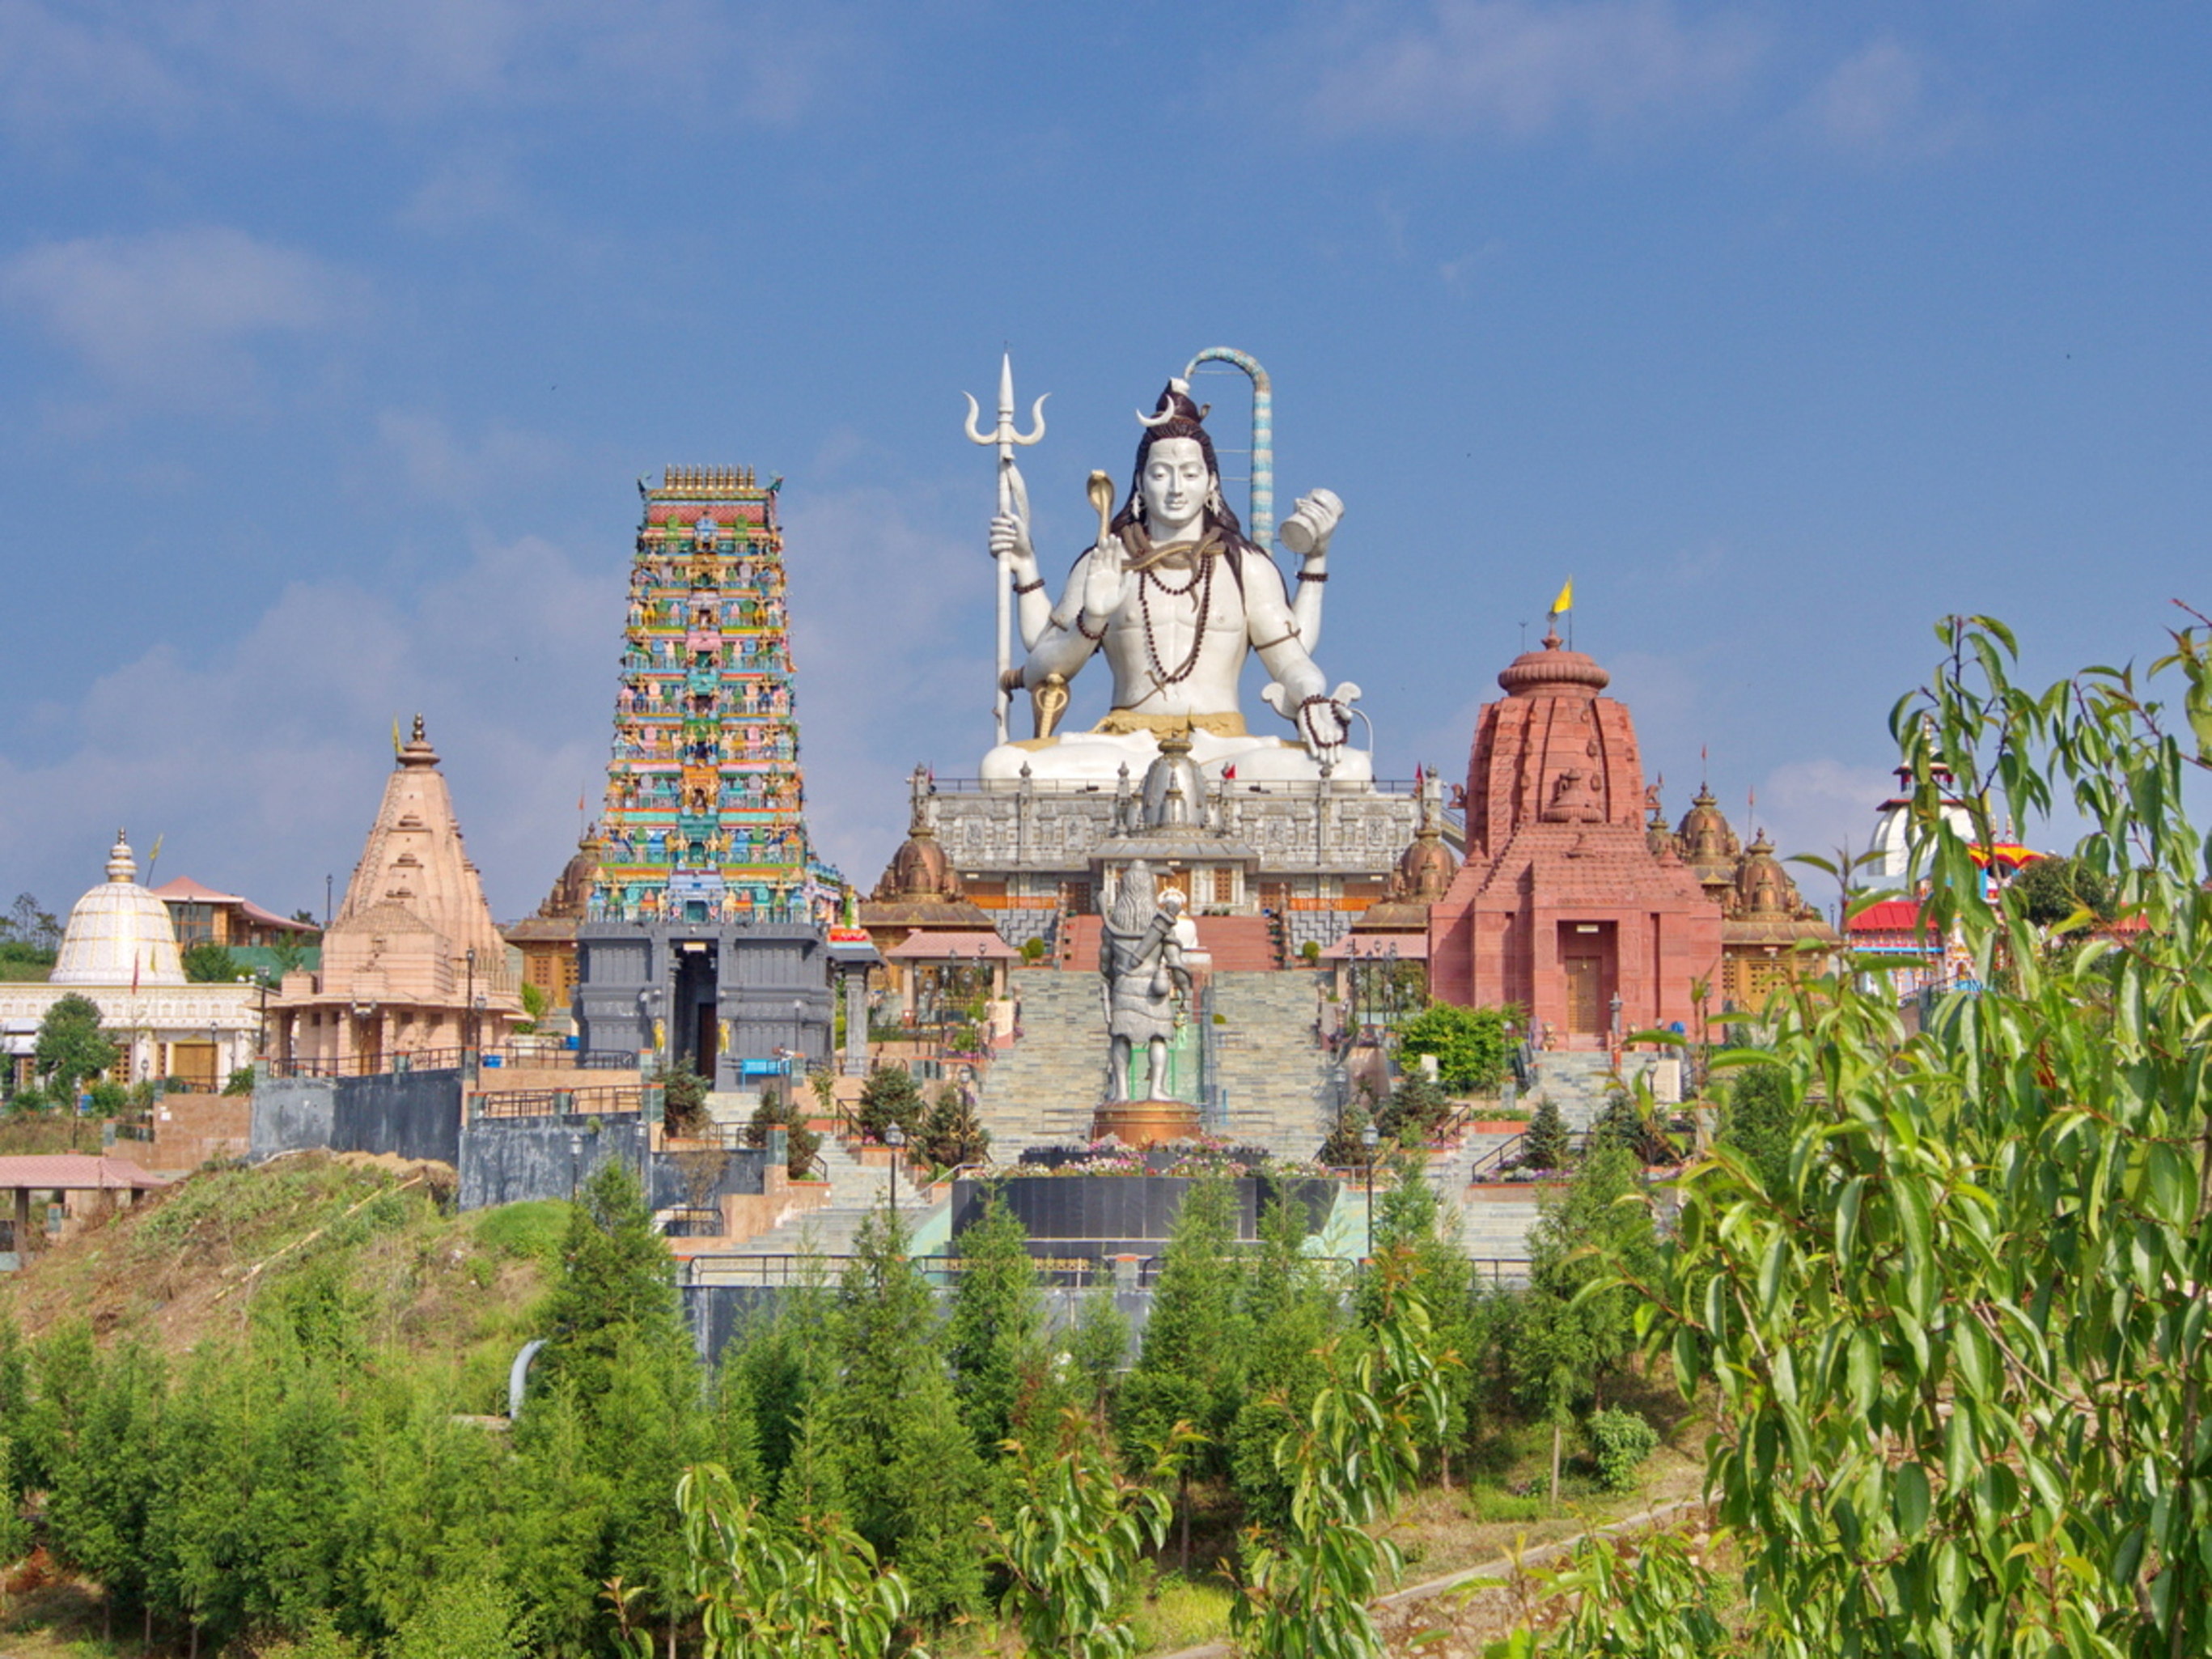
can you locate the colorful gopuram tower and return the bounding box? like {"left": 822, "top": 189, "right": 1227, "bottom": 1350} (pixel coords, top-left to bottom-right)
{"left": 593, "top": 465, "right": 840, "bottom": 928}
{"left": 571, "top": 467, "right": 842, "bottom": 1084}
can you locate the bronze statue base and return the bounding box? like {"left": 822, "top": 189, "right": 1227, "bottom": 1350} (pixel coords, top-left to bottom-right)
{"left": 1091, "top": 1098, "right": 1202, "bottom": 1148}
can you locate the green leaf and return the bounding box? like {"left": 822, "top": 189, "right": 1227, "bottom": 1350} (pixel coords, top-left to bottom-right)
{"left": 1894, "top": 1461, "right": 1932, "bottom": 1538}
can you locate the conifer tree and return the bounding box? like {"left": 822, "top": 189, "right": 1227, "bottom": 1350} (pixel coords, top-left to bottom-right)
{"left": 703, "top": 1362, "right": 767, "bottom": 1506}
{"left": 820, "top": 1205, "right": 989, "bottom": 1617}
{"left": 44, "top": 1339, "right": 167, "bottom": 1635}
{"left": 773, "top": 1394, "right": 851, "bottom": 1531}
{"left": 388, "top": 1575, "right": 526, "bottom": 1659}
{"left": 339, "top": 1375, "right": 511, "bottom": 1649}
{"left": 504, "top": 1381, "right": 618, "bottom": 1657}
{"left": 1119, "top": 1177, "right": 1247, "bottom": 1569}
{"left": 1065, "top": 1288, "right": 1130, "bottom": 1431}
{"left": 1226, "top": 1185, "right": 1340, "bottom": 1533}
{"left": 729, "top": 1253, "right": 834, "bottom": 1487}
{"left": 1519, "top": 1094, "right": 1570, "bottom": 1173}
{"left": 1356, "top": 1159, "right": 1480, "bottom": 1485}
{"left": 596, "top": 1330, "right": 713, "bottom": 1656}
{"left": 943, "top": 1193, "right": 1048, "bottom": 1454}
{"left": 880, "top": 1365, "right": 989, "bottom": 1621}
{"left": 0, "top": 1432, "right": 28, "bottom": 1576}
{"left": 1513, "top": 1139, "right": 1656, "bottom": 1501}
{"left": 539, "top": 1161, "right": 684, "bottom": 1402}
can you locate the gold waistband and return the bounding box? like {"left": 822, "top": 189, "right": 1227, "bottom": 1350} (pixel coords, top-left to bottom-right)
{"left": 1089, "top": 709, "right": 1248, "bottom": 738}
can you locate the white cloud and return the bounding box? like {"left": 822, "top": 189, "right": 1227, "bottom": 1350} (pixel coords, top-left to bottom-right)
{"left": 0, "top": 226, "right": 363, "bottom": 411}
{"left": 1796, "top": 37, "right": 1967, "bottom": 158}
{"left": 1749, "top": 757, "right": 1896, "bottom": 878}
{"left": 0, "top": 479, "right": 1003, "bottom": 927}
{"left": 1303, "top": 0, "right": 1765, "bottom": 139}
{"left": 376, "top": 409, "right": 567, "bottom": 507}
{"left": 0, "top": 0, "right": 189, "bottom": 132}
{"left": 0, "top": 0, "right": 865, "bottom": 132}
{"left": 780, "top": 482, "right": 998, "bottom": 888}
{"left": 0, "top": 532, "right": 620, "bottom": 923}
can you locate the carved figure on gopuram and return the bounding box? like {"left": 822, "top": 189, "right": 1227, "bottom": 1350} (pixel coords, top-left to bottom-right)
{"left": 980, "top": 376, "right": 1365, "bottom": 783}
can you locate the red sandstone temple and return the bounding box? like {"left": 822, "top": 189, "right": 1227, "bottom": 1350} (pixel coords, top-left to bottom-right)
{"left": 1427, "top": 630, "right": 1723, "bottom": 1047}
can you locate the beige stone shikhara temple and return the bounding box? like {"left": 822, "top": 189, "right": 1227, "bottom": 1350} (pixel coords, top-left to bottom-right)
{"left": 268, "top": 718, "right": 522, "bottom": 1074}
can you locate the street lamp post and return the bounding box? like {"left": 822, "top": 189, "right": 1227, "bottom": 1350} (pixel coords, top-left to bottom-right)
{"left": 885, "top": 1120, "right": 905, "bottom": 1219}
{"left": 568, "top": 1130, "right": 583, "bottom": 1201}
{"left": 1361, "top": 1121, "right": 1379, "bottom": 1260}
{"left": 464, "top": 947, "right": 477, "bottom": 1062}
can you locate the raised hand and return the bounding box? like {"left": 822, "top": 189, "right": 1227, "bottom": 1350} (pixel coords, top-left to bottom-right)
{"left": 1082, "top": 531, "right": 1127, "bottom": 623}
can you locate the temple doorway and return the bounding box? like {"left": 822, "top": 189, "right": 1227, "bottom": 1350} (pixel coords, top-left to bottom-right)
{"left": 1558, "top": 920, "right": 1616, "bottom": 1044}
{"left": 673, "top": 942, "right": 719, "bottom": 1080}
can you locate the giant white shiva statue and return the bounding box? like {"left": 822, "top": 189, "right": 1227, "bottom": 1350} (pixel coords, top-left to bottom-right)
{"left": 976, "top": 373, "right": 1368, "bottom": 783}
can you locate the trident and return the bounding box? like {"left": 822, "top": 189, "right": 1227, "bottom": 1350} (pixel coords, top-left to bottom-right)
{"left": 964, "top": 354, "right": 1046, "bottom": 744}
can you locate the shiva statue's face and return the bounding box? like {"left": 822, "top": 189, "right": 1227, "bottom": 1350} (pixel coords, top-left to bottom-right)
{"left": 1139, "top": 438, "right": 1210, "bottom": 541}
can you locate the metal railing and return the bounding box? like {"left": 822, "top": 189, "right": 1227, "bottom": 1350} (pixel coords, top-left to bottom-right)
{"left": 679, "top": 1248, "right": 1531, "bottom": 1290}
{"left": 1465, "top": 1129, "right": 1588, "bottom": 1182}
{"left": 472, "top": 1084, "right": 648, "bottom": 1120}
{"left": 575, "top": 1050, "right": 645, "bottom": 1071}
{"left": 683, "top": 1251, "right": 1138, "bottom": 1289}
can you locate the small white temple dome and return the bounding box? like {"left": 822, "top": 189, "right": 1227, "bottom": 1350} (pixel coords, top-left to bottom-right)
{"left": 50, "top": 831, "right": 189, "bottom": 987}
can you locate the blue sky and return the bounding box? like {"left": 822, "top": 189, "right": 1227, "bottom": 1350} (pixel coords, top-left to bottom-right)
{"left": 2, "top": 2, "right": 2206, "bottom": 923}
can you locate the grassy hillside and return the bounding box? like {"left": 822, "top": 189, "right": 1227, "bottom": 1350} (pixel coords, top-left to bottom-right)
{"left": 1, "top": 1152, "right": 560, "bottom": 1412}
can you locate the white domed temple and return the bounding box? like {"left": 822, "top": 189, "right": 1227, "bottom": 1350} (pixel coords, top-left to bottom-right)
{"left": 1, "top": 833, "right": 261, "bottom": 1093}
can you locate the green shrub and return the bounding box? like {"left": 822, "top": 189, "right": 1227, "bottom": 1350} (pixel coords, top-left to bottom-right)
{"left": 658, "top": 1064, "right": 711, "bottom": 1135}
{"left": 1394, "top": 1003, "right": 1517, "bottom": 1093}
{"left": 472, "top": 1200, "right": 570, "bottom": 1263}
{"left": 745, "top": 1084, "right": 822, "bottom": 1178}
{"left": 222, "top": 1065, "right": 257, "bottom": 1097}
{"left": 917, "top": 1083, "right": 989, "bottom": 1170}
{"left": 180, "top": 940, "right": 240, "bottom": 982}
{"left": 1584, "top": 1405, "right": 1659, "bottom": 1492}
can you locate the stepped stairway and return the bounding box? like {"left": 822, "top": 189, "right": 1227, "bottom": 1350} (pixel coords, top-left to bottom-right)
{"left": 1207, "top": 970, "right": 1334, "bottom": 1156}
{"left": 1056, "top": 914, "right": 1282, "bottom": 971}
{"left": 1524, "top": 1050, "right": 1617, "bottom": 1130}
{"left": 977, "top": 971, "right": 1111, "bottom": 1150}
{"left": 977, "top": 966, "right": 1337, "bottom": 1158}
{"left": 706, "top": 1137, "right": 942, "bottom": 1261}
{"left": 1432, "top": 1051, "right": 1621, "bottom": 1267}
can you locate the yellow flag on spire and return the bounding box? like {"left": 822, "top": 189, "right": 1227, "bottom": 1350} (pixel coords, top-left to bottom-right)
{"left": 392, "top": 716, "right": 401, "bottom": 756}
{"left": 1550, "top": 577, "right": 1574, "bottom": 617}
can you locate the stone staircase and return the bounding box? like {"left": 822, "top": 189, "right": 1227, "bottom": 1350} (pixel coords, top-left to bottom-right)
{"left": 1526, "top": 1050, "right": 1618, "bottom": 1130}
{"left": 1208, "top": 970, "right": 1335, "bottom": 1156}
{"left": 710, "top": 1137, "right": 942, "bottom": 1258}
{"left": 979, "top": 971, "right": 1110, "bottom": 1151}
{"left": 977, "top": 966, "right": 1339, "bottom": 1158}
{"left": 1055, "top": 914, "right": 1281, "bottom": 972}
{"left": 1193, "top": 916, "right": 1279, "bottom": 970}
{"left": 1456, "top": 1188, "right": 1546, "bottom": 1263}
